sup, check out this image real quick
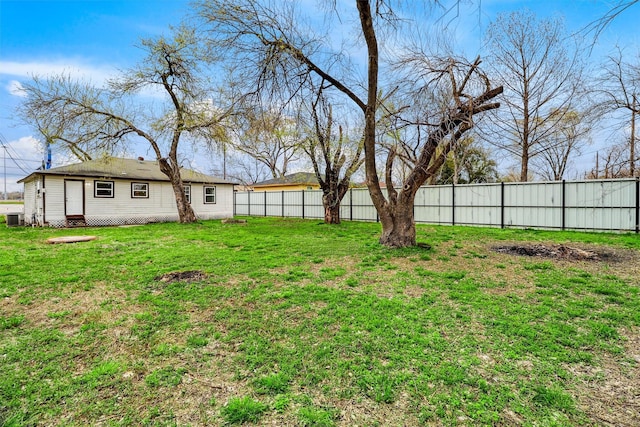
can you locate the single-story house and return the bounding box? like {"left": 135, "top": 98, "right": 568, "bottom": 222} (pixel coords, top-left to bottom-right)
{"left": 18, "top": 157, "right": 236, "bottom": 227}
{"left": 251, "top": 172, "right": 320, "bottom": 192}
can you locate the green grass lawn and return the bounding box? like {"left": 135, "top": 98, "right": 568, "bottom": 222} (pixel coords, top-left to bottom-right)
{"left": 1, "top": 218, "right": 639, "bottom": 426}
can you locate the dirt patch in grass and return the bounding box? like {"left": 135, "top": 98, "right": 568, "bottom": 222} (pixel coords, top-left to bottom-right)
{"left": 491, "top": 242, "right": 640, "bottom": 280}
{"left": 570, "top": 327, "right": 640, "bottom": 427}
{"left": 492, "top": 243, "right": 604, "bottom": 261}
{"left": 154, "top": 270, "right": 208, "bottom": 283}
{"left": 0, "top": 283, "right": 138, "bottom": 333}
{"left": 490, "top": 242, "right": 640, "bottom": 265}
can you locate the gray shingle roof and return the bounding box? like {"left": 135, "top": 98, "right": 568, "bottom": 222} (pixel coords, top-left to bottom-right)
{"left": 18, "top": 157, "right": 235, "bottom": 185}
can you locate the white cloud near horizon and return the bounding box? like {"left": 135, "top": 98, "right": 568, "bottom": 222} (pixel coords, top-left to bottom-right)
{"left": 7, "top": 80, "right": 27, "bottom": 97}
{"left": 2, "top": 135, "right": 44, "bottom": 193}
{"left": 0, "top": 60, "right": 118, "bottom": 85}
{"left": 10, "top": 135, "right": 44, "bottom": 158}
{"left": 0, "top": 59, "right": 174, "bottom": 104}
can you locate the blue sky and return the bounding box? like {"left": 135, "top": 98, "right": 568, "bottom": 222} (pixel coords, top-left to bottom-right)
{"left": 0, "top": 0, "right": 190, "bottom": 191}
{"left": 0, "top": 0, "right": 638, "bottom": 192}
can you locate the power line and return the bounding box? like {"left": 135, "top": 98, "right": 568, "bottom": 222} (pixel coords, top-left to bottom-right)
{"left": 2, "top": 145, "right": 30, "bottom": 175}
{"left": 0, "top": 156, "right": 41, "bottom": 163}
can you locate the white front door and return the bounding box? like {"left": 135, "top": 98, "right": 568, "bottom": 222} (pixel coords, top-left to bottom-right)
{"left": 65, "top": 180, "right": 84, "bottom": 216}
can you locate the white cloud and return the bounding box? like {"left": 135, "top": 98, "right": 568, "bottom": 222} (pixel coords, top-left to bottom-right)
{"left": 2, "top": 135, "right": 44, "bottom": 194}
{"left": 7, "top": 80, "right": 26, "bottom": 97}
{"left": 10, "top": 135, "right": 44, "bottom": 158}
{"left": 0, "top": 59, "right": 172, "bottom": 101}
{"left": 0, "top": 60, "right": 117, "bottom": 85}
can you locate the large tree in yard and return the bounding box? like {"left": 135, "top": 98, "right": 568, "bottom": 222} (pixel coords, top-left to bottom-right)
{"left": 303, "top": 91, "right": 365, "bottom": 224}
{"left": 197, "top": 0, "right": 502, "bottom": 246}
{"left": 19, "top": 28, "right": 231, "bottom": 223}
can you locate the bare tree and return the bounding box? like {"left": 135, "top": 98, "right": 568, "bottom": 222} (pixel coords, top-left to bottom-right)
{"left": 588, "top": 142, "right": 634, "bottom": 179}
{"left": 375, "top": 55, "right": 501, "bottom": 245}
{"left": 196, "top": 0, "right": 502, "bottom": 247}
{"left": 18, "top": 28, "right": 231, "bottom": 223}
{"left": 582, "top": 1, "right": 638, "bottom": 43}
{"left": 228, "top": 102, "right": 303, "bottom": 179}
{"left": 595, "top": 48, "right": 640, "bottom": 177}
{"left": 209, "top": 149, "right": 272, "bottom": 187}
{"left": 532, "top": 109, "right": 593, "bottom": 181}
{"left": 484, "top": 10, "right": 585, "bottom": 181}
{"left": 303, "top": 91, "right": 364, "bottom": 224}
{"left": 19, "top": 76, "right": 125, "bottom": 162}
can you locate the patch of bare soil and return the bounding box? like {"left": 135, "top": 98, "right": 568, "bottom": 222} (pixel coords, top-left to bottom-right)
{"left": 492, "top": 243, "right": 605, "bottom": 261}
{"left": 154, "top": 270, "right": 208, "bottom": 283}
{"left": 570, "top": 327, "right": 640, "bottom": 427}
{"left": 221, "top": 218, "right": 247, "bottom": 224}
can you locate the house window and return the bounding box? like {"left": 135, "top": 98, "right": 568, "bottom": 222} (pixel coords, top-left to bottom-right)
{"left": 184, "top": 185, "right": 191, "bottom": 203}
{"left": 204, "top": 186, "right": 216, "bottom": 204}
{"left": 131, "top": 182, "right": 149, "bottom": 198}
{"left": 94, "top": 180, "right": 114, "bottom": 198}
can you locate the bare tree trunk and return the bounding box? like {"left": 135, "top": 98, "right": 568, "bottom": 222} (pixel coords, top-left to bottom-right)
{"left": 378, "top": 198, "right": 416, "bottom": 247}
{"left": 323, "top": 202, "right": 341, "bottom": 224}
{"left": 520, "top": 109, "right": 530, "bottom": 182}
{"left": 158, "top": 158, "right": 197, "bottom": 223}
{"left": 321, "top": 183, "right": 348, "bottom": 224}
{"left": 520, "top": 146, "right": 529, "bottom": 182}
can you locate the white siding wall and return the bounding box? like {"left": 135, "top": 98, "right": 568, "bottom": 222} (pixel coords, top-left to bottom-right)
{"left": 35, "top": 175, "right": 234, "bottom": 227}
{"left": 22, "top": 179, "right": 38, "bottom": 225}
{"left": 188, "top": 182, "right": 235, "bottom": 220}
{"left": 43, "top": 176, "right": 66, "bottom": 226}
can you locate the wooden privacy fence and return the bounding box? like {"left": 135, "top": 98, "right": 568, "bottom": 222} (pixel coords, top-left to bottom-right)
{"left": 234, "top": 178, "right": 640, "bottom": 233}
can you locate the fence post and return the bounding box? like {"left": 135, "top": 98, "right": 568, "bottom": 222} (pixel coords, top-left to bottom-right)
{"left": 413, "top": 189, "right": 416, "bottom": 222}
{"left": 350, "top": 188, "right": 353, "bottom": 221}
{"left": 248, "top": 191, "right": 251, "bottom": 216}
{"left": 233, "top": 190, "right": 236, "bottom": 217}
{"left": 264, "top": 191, "right": 267, "bottom": 217}
{"left": 500, "top": 182, "right": 505, "bottom": 229}
{"left": 561, "top": 180, "right": 566, "bottom": 230}
{"left": 302, "top": 190, "right": 305, "bottom": 219}
{"left": 282, "top": 191, "right": 285, "bottom": 217}
{"left": 636, "top": 178, "right": 639, "bottom": 234}
{"left": 451, "top": 183, "right": 455, "bottom": 226}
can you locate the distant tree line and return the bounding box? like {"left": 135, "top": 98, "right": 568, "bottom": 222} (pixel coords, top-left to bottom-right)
{"left": 1, "top": 191, "right": 24, "bottom": 201}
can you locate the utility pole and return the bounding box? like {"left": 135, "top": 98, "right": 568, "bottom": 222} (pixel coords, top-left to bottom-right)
{"left": 631, "top": 94, "right": 637, "bottom": 177}
{"left": 3, "top": 145, "right": 7, "bottom": 200}
{"left": 2, "top": 145, "right": 6, "bottom": 200}
{"left": 223, "top": 142, "right": 227, "bottom": 180}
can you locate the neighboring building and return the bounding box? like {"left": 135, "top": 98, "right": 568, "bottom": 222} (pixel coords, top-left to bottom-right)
{"left": 18, "top": 157, "right": 236, "bottom": 227}
{"left": 251, "top": 172, "right": 320, "bottom": 192}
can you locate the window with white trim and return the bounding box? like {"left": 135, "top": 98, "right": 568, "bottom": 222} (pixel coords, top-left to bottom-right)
{"left": 94, "top": 180, "right": 114, "bottom": 198}
{"left": 131, "top": 182, "right": 149, "bottom": 198}
{"left": 184, "top": 185, "right": 191, "bottom": 203}
{"left": 203, "top": 186, "right": 216, "bottom": 204}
